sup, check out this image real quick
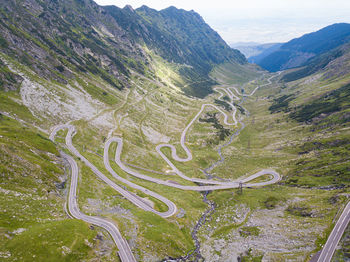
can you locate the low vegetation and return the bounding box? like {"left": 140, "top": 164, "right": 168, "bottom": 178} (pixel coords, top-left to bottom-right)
{"left": 239, "top": 226, "right": 260, "bottom": 237}
{"left": 0, "top": 116, "right": 108, "bottom": 261}
{"left": 199, "top": 112, "right": 231, "bottom": 144}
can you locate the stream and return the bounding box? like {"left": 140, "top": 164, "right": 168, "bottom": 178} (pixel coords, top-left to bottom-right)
{"left": 164, "top": 90, "right": 252, "bottom": 261}
{"left": 183, "top": 96, "right": 250, "bottom": 261}
{"left": 164, "top": 190, "right": 216, "bottom": 262}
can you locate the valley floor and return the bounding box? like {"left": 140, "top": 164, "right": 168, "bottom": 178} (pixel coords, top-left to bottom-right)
{"left": 0, "top": 59, "right": 349, "bottom": 262}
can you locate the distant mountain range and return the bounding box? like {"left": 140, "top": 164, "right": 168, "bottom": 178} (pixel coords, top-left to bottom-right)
{"left": 231, "top": 42, "right": 282, "bottom": 61}
{"left": 253, "top": 23, "right": 350, "bottom": 72}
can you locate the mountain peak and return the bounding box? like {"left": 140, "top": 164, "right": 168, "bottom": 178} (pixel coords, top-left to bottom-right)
{"left": 123, "top": 4, "right": 134, "bottom": 12}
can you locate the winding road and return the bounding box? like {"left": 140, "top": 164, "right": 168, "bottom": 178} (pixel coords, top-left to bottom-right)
{"left": 50, "top": 125, "right": 177, "bottom": 218}
{"left": 50, "top": 73, "right": 281, "bottom": 261}
{"left": 108, "top": 136, "right": 280, "bottom": 190}
{"left": 52, "top": 148, "right": 137, "bottom": 261}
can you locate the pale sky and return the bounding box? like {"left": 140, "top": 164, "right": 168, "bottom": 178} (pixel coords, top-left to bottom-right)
{"left": 94, "top": 0, "right": 350, "bottom": 44}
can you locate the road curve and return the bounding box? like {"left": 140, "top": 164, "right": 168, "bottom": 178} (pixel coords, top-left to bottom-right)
{"left": 228, "top": 72, "right": 280, "bottom": 98}
{"left": 317, "top": 202, "right": 350, "bottom": 262}
{"left": 157, "top": 103, "right": 238, "bottom": 164}
{"left": 104, "top": 138, "right": 177, "bottom": 217}
{"left": 49, "top": 73, "right": 282, "bottom": 261}
{"left": 51, "top": 143, "right": 136, "bottom": 261}
{"left": 107, "top": 139, "right": 281, "bottom": 191}
{"left": 107, "top": 73, "right": 281, "bottom": 190}
{"left": 107, "top": 137, "right": 280, "bottom": 190}
{"left": 50, "top": 125, "right": 177, "bottom": 217}
{"left": 214, "top": 87, "right": 240, "bottom": 101}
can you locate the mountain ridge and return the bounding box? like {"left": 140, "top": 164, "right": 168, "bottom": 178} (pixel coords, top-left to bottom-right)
{"left": 0, "top": 0, "right": 246, "bottom": 97}
{"left": 256, "top": 23, "right": 350, "bottom": 72}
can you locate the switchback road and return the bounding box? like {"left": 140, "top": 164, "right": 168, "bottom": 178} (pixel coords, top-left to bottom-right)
{"left": 50, "top": 125, "right": 177, "bottom": 218}
{"left": 50, "top": 73, "right": 281, "bottom": 261}
{"left": 50, "top": 141, "right": 136, "bottom": 262}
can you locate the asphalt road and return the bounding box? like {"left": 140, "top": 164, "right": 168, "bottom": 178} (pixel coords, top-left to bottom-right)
{"left": 157, "top": 102, "right": 238, "bottom": 165}
{"left": 214, "top": 87, "right": 240, "bottom": 101}
{"left": 51, "top": 125, "right": 176, "bottom": 217}
{"left": 104, "top": 138, "right": 177, "bottom": 217}
{"left": 107, "top": 137, "right": 280, "bottom": 191}
{"left": 51, "top": 142, "right": 136, "bottom": 261}
{"left": 49, "top": 73, "right": 282, "bottom": 261}
{"left": 108, "top": 74, "right": 281, "bottom": 190}
{"left": 317, "top": 202, "right": 350, "bottom": 262}
{"left": 228, "top": 73, "right": 279, "bottom": 98}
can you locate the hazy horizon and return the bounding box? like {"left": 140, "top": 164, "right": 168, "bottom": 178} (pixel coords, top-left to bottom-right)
{"left": 94, "top": 0, "right": 350, "bottom": 45}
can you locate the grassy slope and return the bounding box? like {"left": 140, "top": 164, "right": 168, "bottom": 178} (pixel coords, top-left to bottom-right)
{"left": 1, "top": 23, "right": 348, "bottom": 260}
{"left": 51, "top": 60, "right": 262, "bottom": 260}
{"left": 194, "top": 63, "right": 349, "bottom": 260}
{"left": 0, "top": 116, "right": 115, "bottom": 261}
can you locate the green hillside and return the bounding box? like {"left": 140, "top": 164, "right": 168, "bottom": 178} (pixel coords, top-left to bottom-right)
{"left": 0, "top": 0, "right": 349, "bottom": 261}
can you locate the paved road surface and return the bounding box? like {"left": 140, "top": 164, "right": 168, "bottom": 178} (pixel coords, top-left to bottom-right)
{"left": 214, "top": 87, "right": 240, "bottom": 101}
{"left": 228, "top": 73, "right": 279, "bottom": 98}
{"left": 51, "top": 146, "right": 136, "bottom": 261}
{"left": 108, "top": 73, "right": 281, "bottom": 190}
{"left": 51, "top": 125, "right": 176, "bottom": 217}
{"left": 156, "top": 103, "right": 238, "bottom": 164}
{"left": 317, "top": 202, "right": 350, "bottom": 262}
{"left": 49, "top": 73, "right": 282, "bottom": 261}
{"left": 107, "top": 137, "right": 280, "bottom": 191}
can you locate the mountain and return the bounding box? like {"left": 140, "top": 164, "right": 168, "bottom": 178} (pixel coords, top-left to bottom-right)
{"left": 134, "top": 6, "right": 246, "bottom": 73}
{"left": 0, "top": 1, "right": 256, "bottom": 260}
{"left": 267, "top": 41, "right": 350, "bottom": 189}
{"left": 281, "top": 41, "right": 350, "bottom": 82}
{"left": 256, "top": 23, "right": 350, "bottom": 72}
{"left": 247, "top": 43, "right": 283, "bottom": 63}
{"left": 2, "top": 1, "right": 350, "bottom": 261}
{"left": 0, "top": 0, "right": 246, "bottom": 98}
{"left": 232, "top": 42, "right": 282, "bottom": 60}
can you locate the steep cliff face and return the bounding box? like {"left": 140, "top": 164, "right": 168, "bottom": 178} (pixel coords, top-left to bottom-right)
{"left": 0, "top": 0, "right": 245, "bottom": 97}
{"left": 135, "top": 6, "right": 246, "bottom": 73}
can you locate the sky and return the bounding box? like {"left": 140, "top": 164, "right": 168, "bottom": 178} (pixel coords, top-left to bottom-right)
{"left": 94, "top": 0, "right": 350, "bottom": 45}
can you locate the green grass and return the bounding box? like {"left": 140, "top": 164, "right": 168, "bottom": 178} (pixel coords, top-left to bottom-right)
{"left": 239, "top": 226, "right": 260, "bottom": 237}
{"left": 1, "top": 33, "right": 349, "bottom": 260}
{"left": 211, "top": 214, "right": 250, "bottom": 238}
{"left": 75, "top": 77, "right": 120, "bottom": 106}
{"left": 1, "top": 220, "right": 97, "bottom": 262}
{"left": 239, "top": 248, "right": 263, "bottom": 262}
{"left": 0, "top": 92, "right": 37, "bottom": 123}
{"left": 0, "top": 116, "right": 57, "bottom": 154}
{"left": 332, "top": 223, "right": 350, "bottom": 261}
{"left": 0, "top": 116, "right": 111, "bottom": 261}
{"left": 211, "top": 62, "right": 262, "bottom": 85}
{"left": 75, "top": 156, "right": 198, "bottom": 259}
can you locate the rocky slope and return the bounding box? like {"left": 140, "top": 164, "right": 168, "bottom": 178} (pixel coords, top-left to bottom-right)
{"left": 0, "top": 0, "right": 252, "bottom": 261}
{"left": 196, "top": 35, "right": 350, "bottom": 262}
{"left": 1, "top": 1, "right": 349, "bottom": 261}
{"left": 0, "top": 0, "right": 246, "bottom": 97}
